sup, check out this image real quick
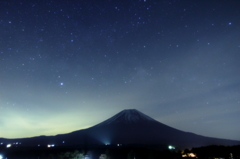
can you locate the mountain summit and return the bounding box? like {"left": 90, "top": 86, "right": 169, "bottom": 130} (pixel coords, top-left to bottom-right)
{"left": 95, "top": 109, "right": 158, "bottom": 126}
{"left": 1, "top": 109, "right": 240, "bottom": 148}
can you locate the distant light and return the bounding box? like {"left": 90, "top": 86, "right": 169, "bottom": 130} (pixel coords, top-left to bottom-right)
{"left": 189, "top": 153, "right": 196, "bottom": 157}
{"left": 6, "top": 144, "right": 11, "bottom": 148}
{"left": 47, "top": 144, "right": 55, "bottom": 148}
{"left": 62, "top": 141, "right": 65, "bottom": 143}
{"left": 38, "top": 144, "right": 40, "bottom": 147}
{"left": 182, "top": 154, "right": 187, "bottom": 157}
{"left": 182, "top": 153, "right": 196, "bottom": 158}
{"left": 168, "top": 145, "right": 175, "bottom": 150}
{"left": 0, "top": 154, "right": 3, "bottom": 159}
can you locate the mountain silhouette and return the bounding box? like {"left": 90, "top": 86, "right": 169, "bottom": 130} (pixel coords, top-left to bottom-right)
{"left": 1, "top": 109, "right": 240, "bottom": 148}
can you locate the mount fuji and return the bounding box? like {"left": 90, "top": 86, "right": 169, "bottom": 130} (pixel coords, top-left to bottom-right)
{"left": 1, "top": 109, "right": 240, "bottom": 148}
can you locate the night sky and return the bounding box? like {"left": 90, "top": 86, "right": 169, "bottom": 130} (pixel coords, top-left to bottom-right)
{"left": 0, "top": 0, "right": 240, "bottom": 141}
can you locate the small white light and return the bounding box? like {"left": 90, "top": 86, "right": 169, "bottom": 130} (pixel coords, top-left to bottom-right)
{"left": 6, "top": 144, "right": 11, "bottom": 148}
{"left": 168, "top": 145, "right": 175, "bottom": 150}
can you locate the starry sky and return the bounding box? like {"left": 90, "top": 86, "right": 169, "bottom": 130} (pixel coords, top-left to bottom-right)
{"left": 0, "top": 0, "right": 240, "bottom": 141}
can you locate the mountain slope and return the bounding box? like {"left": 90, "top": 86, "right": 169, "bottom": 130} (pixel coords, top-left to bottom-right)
{"left": 72, "top": 109, "right": 240, "bottom": 148}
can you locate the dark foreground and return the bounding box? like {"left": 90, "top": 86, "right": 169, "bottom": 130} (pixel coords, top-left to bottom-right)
{"left": 0, "top": 144, "right": 240, "bottom": 159}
